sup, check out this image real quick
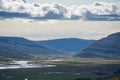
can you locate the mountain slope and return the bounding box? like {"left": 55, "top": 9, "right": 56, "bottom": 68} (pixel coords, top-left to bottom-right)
{"left": 76, "top": 32, "right": 120, "bottom": 59}
{"left": 36, "top": 38, "right": 95, "bottom": 53}
{"left": 0, "top": 36, "right": 61, "bottom": 59}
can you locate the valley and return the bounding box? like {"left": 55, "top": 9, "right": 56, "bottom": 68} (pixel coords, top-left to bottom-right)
{"left": 0, "top": 32, "right": 120, "bottom": 80}
{"left": 0, "top": 59, "right": 120, "bottom": 80}
{"left": 0, "top": 0, "right": 120, "bottom": 80}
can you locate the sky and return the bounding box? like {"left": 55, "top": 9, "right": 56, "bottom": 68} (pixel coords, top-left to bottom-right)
{"left": 0, "top": 0, "right": 120, "bottom": 40}
{"left": 28, "top": 0, "right": 120, "bottom": 6}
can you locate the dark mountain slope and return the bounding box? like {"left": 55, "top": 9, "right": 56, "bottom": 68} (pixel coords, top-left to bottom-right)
{"left": 36, "top": 38, "right": 95, "bottom": 53}
{"left": 0, "top": 36, "right": 61, "bottom": 59}
{"left": 76, "top": 32, "right": 120, "bottom": 59}
{"left": 0, "top": 45, "right": 31, "bottom": 59}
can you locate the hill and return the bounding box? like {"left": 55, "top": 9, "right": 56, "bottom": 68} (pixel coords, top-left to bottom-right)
{"left": 0, "top": 36, "right": 61, "bottom": 59}
{"left": 76, "top": 32, "right": 120, "bottom": 59}
{"left": 36, "top": 38, "right": 95, "bottom": 53}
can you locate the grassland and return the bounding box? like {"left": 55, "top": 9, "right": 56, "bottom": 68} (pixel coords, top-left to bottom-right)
{"left": 0, "top": 59, "right": 120, "bottom": 80}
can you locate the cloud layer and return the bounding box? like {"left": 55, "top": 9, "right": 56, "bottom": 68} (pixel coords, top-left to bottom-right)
{"left": 0, "top": 0, "right": 120, "bottom": 21}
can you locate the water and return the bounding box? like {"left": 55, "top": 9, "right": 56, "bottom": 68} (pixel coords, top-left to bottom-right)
{"left": 0, "top": 61, "right": 56, "bottom": 69}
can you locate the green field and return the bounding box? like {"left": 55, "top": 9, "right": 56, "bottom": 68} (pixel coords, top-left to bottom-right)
{"left": 0, "top": 59, "right": 120, "bottom": 80}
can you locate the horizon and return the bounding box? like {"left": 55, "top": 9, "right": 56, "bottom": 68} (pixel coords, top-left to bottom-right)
{"left": 0, "top": 31, "right": 119, "bottom": 41}
{"left": 0, "top": 35, "right": 97, "bottom": 41}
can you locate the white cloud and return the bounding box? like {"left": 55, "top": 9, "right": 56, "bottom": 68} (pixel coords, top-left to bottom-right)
{"left": 0, "top": 0, "right": 120, "bottom": 21}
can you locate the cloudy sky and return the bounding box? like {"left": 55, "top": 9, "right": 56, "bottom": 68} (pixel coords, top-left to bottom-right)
{"left": 28, "top": 0, "right": 120, "bottom": 6}
{"left": 0, "top": 0, "right": 120, "bottom": 40}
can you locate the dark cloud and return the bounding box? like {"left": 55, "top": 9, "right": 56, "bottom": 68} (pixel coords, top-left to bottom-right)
{"left": 0, "top": 11, "right": 31, "bottom": 19}
{"left": 22, "top": 0, "right": 27, "bottom": 3}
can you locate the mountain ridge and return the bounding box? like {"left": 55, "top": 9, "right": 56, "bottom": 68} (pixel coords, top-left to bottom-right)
{"left": 0, "top": 36, "right": 62, "bottom": 59}
{"left": 76, "top": 32, "right": 120, "bottom": 59}
{"left": 0, "top": 36, "right": 95, "bottom": 59}
{"left": 36, "top": 38, "right": 95, "bottom": 53}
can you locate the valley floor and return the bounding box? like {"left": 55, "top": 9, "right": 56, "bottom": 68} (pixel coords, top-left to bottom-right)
{"left": 0, "top": 59, "right": 120, "bottom": 80}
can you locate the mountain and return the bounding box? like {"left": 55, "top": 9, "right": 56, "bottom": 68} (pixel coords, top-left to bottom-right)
{"left": 36, "top": 38, "right": 95, "bottom": 53}
{"left": 0, "top": 36, "right": 61, "bottom": 59}
{"left": 76, "top": 32, "right": 120, "bottom": 59}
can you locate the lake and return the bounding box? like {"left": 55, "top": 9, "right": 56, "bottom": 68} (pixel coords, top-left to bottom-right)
{"left": 0, "top": 61, "right": 56, "bottom": 69}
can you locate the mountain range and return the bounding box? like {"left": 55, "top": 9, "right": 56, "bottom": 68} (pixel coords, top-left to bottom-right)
{"left": 76, "top": 32, "right": 120, "bottom": 59}
{"left": 0, "top": 37, "right": 94, "bottom": 59}
{"left": 36, "top": 38, "right": 95, "bottom": 53}
{"left": 0, "top": 32, "right": 120, "bottom": 59}
{"left": 0, "top": 37, "right": 61, "bottom": 59}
